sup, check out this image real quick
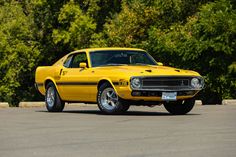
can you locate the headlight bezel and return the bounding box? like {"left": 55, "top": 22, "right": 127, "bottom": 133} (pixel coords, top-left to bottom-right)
{"left": 191, "top": 77, "right": 204, "bottom": 89}
{"left": 130, "top": 77, "right": 142, "bottom": 89}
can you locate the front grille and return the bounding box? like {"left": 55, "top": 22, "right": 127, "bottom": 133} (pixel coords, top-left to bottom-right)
{"left": 141, "top": 76, "right": 193, "bottom": 91}
{"left": 143, "top": 79, "right": 189, "bottom": 87}
{"left": 131, "top": 90, "right": 198, "bottom": 97}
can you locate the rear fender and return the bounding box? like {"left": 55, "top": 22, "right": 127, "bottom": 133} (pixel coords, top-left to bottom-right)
{"left": 44, "top": 77, "right": 61, "bottom": 96}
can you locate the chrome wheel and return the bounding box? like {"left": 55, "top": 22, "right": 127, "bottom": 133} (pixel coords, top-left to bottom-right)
{"left": 46, "top": 86, "right": 55, "bottom": 108}
{"left": 101, "top": 87, "right": 119, "bottom": 110}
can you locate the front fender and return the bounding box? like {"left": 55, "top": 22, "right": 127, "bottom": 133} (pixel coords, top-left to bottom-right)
{"left": 97, "top": 78, "right": 130, "bottom": 99}
{"left": 98, "top": 78, "right": 119, "bottom": 94}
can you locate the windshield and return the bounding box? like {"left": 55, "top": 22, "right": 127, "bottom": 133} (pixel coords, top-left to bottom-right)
{"left": 90, "top": 50, "right": 157, "bottom": 67}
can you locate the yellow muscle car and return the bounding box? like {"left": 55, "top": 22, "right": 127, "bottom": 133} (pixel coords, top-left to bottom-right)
{"left": 35, "top": 48, "right": 204, "bottom": 114}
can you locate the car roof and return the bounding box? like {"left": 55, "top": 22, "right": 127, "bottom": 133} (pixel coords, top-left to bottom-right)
{"left": 53, "top": 47, "right": 146, "bottom": 66}
{"left": 70, "top": 47, "right": 145, "bottom": 54}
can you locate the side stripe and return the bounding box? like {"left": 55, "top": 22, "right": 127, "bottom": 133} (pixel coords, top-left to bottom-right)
{"left": 56, "top": 82, "right": 97, "bottom": 86}
{"left": 55, "top": 81, "right": 120, "bottom": 86}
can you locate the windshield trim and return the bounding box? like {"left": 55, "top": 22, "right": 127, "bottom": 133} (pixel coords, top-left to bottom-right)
{"left": 89, "top": 50, "right": 157, "bottom": 68}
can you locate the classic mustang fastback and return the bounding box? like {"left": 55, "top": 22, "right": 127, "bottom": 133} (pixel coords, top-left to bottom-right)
{"left": 35, "top": 48, "right": 204, "bottom": 114}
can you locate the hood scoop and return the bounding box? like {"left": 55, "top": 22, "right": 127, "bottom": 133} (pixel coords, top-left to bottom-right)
{"left": 145, "top": 69, "right": 152, "bottom": 73}
{"left": 175, "top": 69, "right": 180, "bottom": 72}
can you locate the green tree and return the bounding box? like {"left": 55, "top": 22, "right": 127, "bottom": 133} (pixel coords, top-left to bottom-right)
{"left": 52, "top": 0, "right": 96, "bottom": 50}
{"left": 52, "top": 0, "right": 122, "bottom": 50}
{"left": 92, "top": 0, "right": 212, "bottom": 47}
{"left": 0, "top": 0, "right": 235, "bottom": 105}
{"left": 148, "top": 0, "right": 236, "bottom": 103}
{"left": 30, "top": 0, "right": 69, "bottom": 63}
{"left": 0, "top": 1, "right": 40, "bottom": 105}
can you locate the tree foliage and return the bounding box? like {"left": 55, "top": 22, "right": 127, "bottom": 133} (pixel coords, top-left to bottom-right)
{"left": 52, "top": 0, "right": 96, "bottom": 50}
{"left": 0, "top": 1, "right": 40, "bottom": 105}
{"left": 148, "top": 0, "right": 236, "bottom": 103}
{"left": 0, "top": 0, "right": 235, "bottom": 105}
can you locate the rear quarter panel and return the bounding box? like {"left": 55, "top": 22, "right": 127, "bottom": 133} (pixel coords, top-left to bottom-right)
{"left": 35, "top": 66, "right": 61, "bottom": 95}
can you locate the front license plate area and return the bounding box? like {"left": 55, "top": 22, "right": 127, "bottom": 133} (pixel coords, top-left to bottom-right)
{"left": 162, "top": 92, "right": 177, "bottom": 100}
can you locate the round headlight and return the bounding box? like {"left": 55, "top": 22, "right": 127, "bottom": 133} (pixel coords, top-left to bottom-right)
{"left": 131, "top": 78, "right": 141, "bottom": 89}
{"left": 191, "top": 78, "right": 202, "bottom": 88}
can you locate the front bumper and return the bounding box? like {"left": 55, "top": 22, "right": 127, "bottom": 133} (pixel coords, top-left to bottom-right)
{"left": 115, "top": 86, "right": 199, "bottom": 101}
{"left": 120, "top": 75, "right": 204, "bottom": 101}
{"left": 131, "top": 90, "right": 198, "bottom": 97}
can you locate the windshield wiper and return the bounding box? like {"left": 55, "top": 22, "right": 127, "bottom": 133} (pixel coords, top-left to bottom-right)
{"left": 98, "top": 63, "right": 127, "bottom": 67}
{"left": 130, "top": 63, "right": 148, "bottom": 66}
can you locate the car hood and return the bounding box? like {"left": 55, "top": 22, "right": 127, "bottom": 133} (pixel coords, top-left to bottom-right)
{"left": 93, "top": 65, "right": 200, "bottom": 77}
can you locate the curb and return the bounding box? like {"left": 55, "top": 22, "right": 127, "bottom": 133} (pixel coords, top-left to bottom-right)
{"left": 19, "top": 102, "right": 95, "bottom": 108}
{"left": 0, "top": 102, "right": 9, "bottom": 108}
{"left": 222, "top": 99, "right": 236, "bottom": 105}
{"left": 68, "top": 103, "right": 95, "bottom": 107}
{"left": 17, "top": 100, "right": 205, "bottom": 108}
{"left": 19, "top": 102, "right": 45, "bottom": 108}
{"left": 2, "top": 99, "right": 236, "bottom": 108}
{"left": 195, "top": 100, "right": 202, "bottom": 106}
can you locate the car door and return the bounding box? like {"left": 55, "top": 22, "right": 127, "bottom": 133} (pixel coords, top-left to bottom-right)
{"left": 58, "top": 52, "right": 95, "bottom": 101}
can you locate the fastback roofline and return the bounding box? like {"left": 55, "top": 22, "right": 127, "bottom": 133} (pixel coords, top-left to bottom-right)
{"left": 71, "top": 47, "right": 145, "bottom": 54}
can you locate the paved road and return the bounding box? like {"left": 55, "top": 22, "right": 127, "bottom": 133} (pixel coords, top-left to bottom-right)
{"left": 0, "top": 105, "right": 236, "bottom": 157}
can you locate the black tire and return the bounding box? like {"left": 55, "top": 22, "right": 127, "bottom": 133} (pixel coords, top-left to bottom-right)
{"left": 164, "top": 98, "right": 195, "bottom": 115}
{"left": 121, "top": 104, "right": 130, "bottom": 112}
{"left": 45, "top": 82, "right": 65, "bottom": 112}
{"left": 97, "top": 82, "right": 129, "bottom": 114}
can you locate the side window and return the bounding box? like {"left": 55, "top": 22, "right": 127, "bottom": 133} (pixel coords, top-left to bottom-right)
{"left": 63, "top": 55, "right": 73, "bottom": 68}
{"left": 70, "top": 52, "right": 87, "bottom": 68}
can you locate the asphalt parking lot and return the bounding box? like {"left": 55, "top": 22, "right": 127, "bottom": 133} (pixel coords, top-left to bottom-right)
{"left": 0, "top": 105, "right": 236, "bottom": 157}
